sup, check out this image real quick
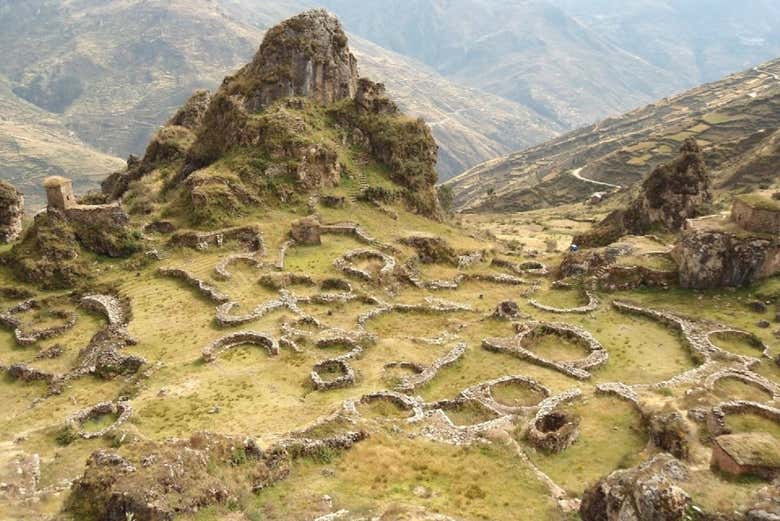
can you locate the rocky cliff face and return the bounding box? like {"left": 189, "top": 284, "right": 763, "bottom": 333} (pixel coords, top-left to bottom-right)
{"left": 226, "top": 9, "right": 358, "bottom": 112}
{"left": 574, "top": 139, "right": 711, "bottom": 248}
{"left": 0, "top": 180, "right": 23, "bottom": 243}
{"left": 673, "top": 220, "right": 780, "bottom": 289}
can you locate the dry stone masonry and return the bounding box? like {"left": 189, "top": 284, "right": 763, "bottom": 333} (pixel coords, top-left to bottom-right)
{"left": 483, "top": 322, "right": 607, "bottom": 380}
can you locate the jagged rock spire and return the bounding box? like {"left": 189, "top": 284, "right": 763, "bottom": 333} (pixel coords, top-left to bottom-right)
{"left": 225, "top": 8, "right": 359, "bottom": 111}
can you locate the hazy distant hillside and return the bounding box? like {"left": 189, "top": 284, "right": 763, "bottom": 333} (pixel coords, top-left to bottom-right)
{"left": 551, "top": 0, "right": 780, "bottom": 85}
{"left": 446, "top": 58, "right": 780, "bottom": 213}
{"left": 0, "top": 74, "right": 124, "bottom": 207}
{"left": 0, "top": 0, "right": 263, "bottom": 157}
{"left": 317, "top": 0, "right": 686, "bottom": 128}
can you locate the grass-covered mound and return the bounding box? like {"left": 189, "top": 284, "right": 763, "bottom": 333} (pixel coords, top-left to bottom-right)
{"left": 6, "top": 210, "right": 90, "bottom": 289}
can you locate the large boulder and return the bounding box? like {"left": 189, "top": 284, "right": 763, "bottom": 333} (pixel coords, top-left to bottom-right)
{"left": 673, "top": 222, "right": 779, "bottom": 289}
{"left": 0, "top": 180, "right": 23, "bottom": 243}
{"left": 580, "top": 454, "right": 692, "bottom": 521}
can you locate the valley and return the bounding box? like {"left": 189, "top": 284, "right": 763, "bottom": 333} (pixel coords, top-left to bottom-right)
{"left": 0, "top": 7, "right": 777, "bottom": 521}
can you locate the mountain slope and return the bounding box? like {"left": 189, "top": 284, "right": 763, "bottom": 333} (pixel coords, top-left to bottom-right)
{"left": 0, "top": 75, "right": 124, "bottom": 207}
{"left": 349, "top": 35, "right": 559, "bottom": 177}
{"left": 550, "top": 0, "right": 780, "bottom": 86}
{"left": 446, "top": 58, "right": 780, "bottom": 212}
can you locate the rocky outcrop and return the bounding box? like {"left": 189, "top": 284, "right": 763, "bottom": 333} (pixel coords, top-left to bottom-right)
{"left": 332, "top": 78, "right": 441, "bottom": 218}
{"left": 225, "top": 9, "right": 357, "bottom": 112}
{"left": 673, "top": 223, "right": 780, "bottom": 289}
{"left": 102, "top": 91, "right": 212, "bottom": 200}
{"left": 65, "top": 433, "right": 293, "bottom": 521}
{"left": 0, "top": 180, "right": 23, "bottom": 243}
{"left": 8, "top": 209, "right": 90, "bottom": 289}
{"left": 575, "top": 139, "right": 711, "bottom": 248}
{"left": 400, "top": 235, "right": 457, "bottom": 265}
{"left": 580, "top": 454, "right": 691, "bottom": 521}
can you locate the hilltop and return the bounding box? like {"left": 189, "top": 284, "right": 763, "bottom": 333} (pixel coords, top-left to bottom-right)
{"left": 447, "top": 58, "right": 780, "bottom": 212}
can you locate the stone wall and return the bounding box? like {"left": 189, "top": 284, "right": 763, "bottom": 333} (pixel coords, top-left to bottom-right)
{"left": 733, "top": 197, "right": 780, "bottom": 235}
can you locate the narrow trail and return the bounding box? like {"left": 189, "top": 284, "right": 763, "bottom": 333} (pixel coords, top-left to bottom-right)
{"left": 507, "top": 437, "right": 580, "bottom": 514}
{"left": 348, "top": 165, "right": 370, "bottom": 203}
{"left": 754, "top": 64, "right": 780, "bottom": 81}
{"left": 569, "top": 167, "right": 622, "bottom": 190}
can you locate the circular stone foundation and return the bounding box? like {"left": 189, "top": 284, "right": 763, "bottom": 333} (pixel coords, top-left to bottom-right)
{"left": 527, "top": 410, "right": 580, "bottom": 453}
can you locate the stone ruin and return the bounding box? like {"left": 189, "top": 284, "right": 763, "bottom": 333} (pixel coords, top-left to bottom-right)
{"left": 525, "top": 389, "right": 583, "bottom": 453}
{"left": 674, "top": 192, "right": 780, "bottom": 289}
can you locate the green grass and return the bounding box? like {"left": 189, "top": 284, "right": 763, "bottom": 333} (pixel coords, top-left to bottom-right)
{"left": 490, "top": 381, "right": 546, "bottom": 407}
{"left": 725, "top": 413, "right": 780, "bottom": 440}
{"left": 524, "top": 396, "right": 647, "bottom": 495}
{"left": 736, "top": 193, "right": 780, "bottom": 212}
{"left": 249, "top": 435, "right": 563, "bottom": 521}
